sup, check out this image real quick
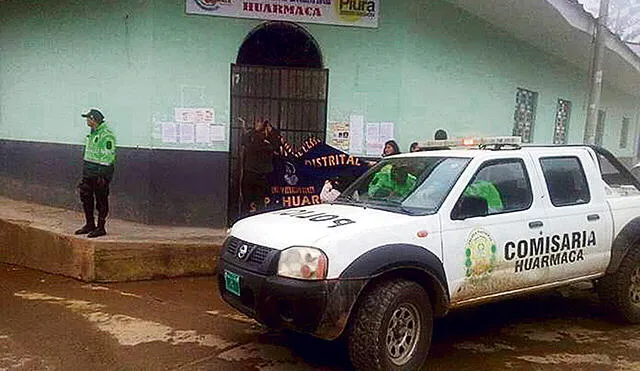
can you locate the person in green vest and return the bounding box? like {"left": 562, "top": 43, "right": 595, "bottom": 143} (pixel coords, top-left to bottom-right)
{"left": 75, "top": 109, "right": 116, "bottom": 238}
{"left": 463, "top": 180, "right": 504, "bottom": 213}
{"left": 368, "top": 164, "right": 417, "bottom": 200}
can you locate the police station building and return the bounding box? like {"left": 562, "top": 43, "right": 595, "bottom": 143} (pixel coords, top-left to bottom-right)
{"left": 1, "top": 0, "right": 639, "bottom": 227}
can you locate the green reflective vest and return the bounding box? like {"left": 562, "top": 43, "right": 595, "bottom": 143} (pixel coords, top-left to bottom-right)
{"left": 463, "top": 180, "right": 503, "bottom": 212}
{"left": 84, "top": 122, "right": 116, "bottom": 166}
{"left": 368, "top": 165, "right": 417, "bottom": 199}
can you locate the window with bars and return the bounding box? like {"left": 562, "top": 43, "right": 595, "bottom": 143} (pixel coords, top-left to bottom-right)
{"left": 513, "top": 88, "right": 538, "bottom": 143}
{"left": 620, "top": 117, "right": 630, "bottom": 149}
{"left": 552, "top": 99, "right": 571, "bottom": 144}
{"left": 595, "top": 110, "right": 606, "bottom": 146}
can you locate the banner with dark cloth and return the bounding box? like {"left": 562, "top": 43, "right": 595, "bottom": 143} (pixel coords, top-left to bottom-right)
{"left": 245, "top": 137, "right": 369, "bottom": 214}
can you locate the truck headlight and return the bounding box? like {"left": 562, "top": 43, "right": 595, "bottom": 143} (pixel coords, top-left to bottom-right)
{"left": 278, "top": 247, "right": 328, "bottom": 280}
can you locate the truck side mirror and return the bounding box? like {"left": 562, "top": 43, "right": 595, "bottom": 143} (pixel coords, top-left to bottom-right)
{"left": 452, "top": 196, "right": 488, "bottom": 220}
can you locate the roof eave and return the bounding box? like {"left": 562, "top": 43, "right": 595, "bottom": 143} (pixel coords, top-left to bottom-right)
{"left": 446, "top": 0, "right": 640, "bottom": 97}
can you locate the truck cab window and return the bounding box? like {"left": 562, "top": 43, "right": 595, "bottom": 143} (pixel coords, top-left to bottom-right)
{"left": 540, "top": 156, "right": 590, "bottom": 206}
{"left": 339, "top": 157, "right": 471, "bottom": 215}
{"left": 455, "top": 159, "right": 533, "bottom": 218}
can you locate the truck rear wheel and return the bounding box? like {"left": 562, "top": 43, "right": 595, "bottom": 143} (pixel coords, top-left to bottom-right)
{"left": 598, "top": 247, "right": 640, "bottom": 323}
{"left": 347, "top": 279, "right": 432, "bottom": 370}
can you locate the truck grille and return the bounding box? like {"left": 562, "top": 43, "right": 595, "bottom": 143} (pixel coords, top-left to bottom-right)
{"left": 224, "top": 236, "right": 277, "bottom": 273}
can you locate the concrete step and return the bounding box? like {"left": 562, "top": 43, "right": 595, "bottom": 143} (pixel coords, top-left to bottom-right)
{"left": 0, "top": 197, "right": 226, "bottom": 282}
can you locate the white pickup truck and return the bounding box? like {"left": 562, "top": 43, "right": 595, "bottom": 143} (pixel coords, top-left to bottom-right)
{"left": 218, "top": 142, "right": 640, "bottom": 370}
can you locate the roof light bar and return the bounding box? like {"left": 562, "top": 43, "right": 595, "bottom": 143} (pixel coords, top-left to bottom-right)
{"left": 477, "top": 136, "right": 522, "bottom": 145}
{"left": 416, "top": 136, "right": 522, "bottom": 149}
{"left": 417, "top": 139, "right": 460, "bottom": 148}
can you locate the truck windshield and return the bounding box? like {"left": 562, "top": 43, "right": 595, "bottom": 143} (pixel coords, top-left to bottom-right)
{"left": 337, "top": 156, "right": 471, "bottom": 215}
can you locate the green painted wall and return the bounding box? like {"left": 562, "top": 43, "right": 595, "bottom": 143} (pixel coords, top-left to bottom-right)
{"left": 0, "top": 0, "right": 154, "bottom": 147}
{"left": 1, "top": 0, "right": 639, "bottom": 156}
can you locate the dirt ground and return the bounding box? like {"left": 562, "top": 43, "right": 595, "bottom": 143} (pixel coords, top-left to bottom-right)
{"left": 1, "top": 262, "right": 639, "bottom": 370}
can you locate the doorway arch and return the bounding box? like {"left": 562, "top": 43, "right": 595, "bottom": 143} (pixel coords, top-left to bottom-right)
{"left": 236, "top": 21, "right": 323, "bottom": 68}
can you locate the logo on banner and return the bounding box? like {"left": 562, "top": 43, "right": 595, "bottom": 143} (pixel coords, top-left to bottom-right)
{"left": 335, "top": 0, "right": 376, "bottom": 22}
{"left": 195, "top": 0, "right": 231, "bottom": 11}
{"left": 284, "top": 162, "right": 299, "bottom": 186}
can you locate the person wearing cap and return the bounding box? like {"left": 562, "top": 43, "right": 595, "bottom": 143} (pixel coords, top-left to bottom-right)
{"left": 75, "top": 109, "right": 116, "bottom": 238}
{"left": 434, "top": 129, "right": 448, "bottom": 140}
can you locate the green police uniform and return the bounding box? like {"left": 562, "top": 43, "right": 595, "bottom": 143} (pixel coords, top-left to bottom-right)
{"left": 463, "top": 180, "right": 504, "bottom": 212}
{"left": 77, "top": 118, "right": 117, "bottom": 238}
{"left": 368, "top": 165, "right": 417, "bottom": 199}
{"left": 83, "top": 122, "right": 116, "bottom": 178}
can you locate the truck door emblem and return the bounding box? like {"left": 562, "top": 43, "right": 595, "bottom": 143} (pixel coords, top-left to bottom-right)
{"left": 237, "top": 244, "right": 249, "bottom": 260}
{"left": 465, "top": 229, "right": 497, "bottom": 279}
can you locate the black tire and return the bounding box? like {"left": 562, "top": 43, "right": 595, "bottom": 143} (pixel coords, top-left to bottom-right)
{"left": 347, "top": 279, "right": 432, "bottom": 370}
{"left": 597, "top": 247, "right": 640, "bottom": 323}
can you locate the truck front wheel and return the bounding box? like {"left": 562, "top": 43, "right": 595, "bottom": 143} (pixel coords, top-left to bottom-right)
{"left": 347, "top": 279, "right": 432, "bottom": 370}
{"left": 598, "top": 247, "right": 640, "bottom": 323}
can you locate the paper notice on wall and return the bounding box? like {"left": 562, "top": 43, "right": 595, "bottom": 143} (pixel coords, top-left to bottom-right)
{"left": 152, "top": 122, "right": 162, "bottom": 140}
{"left": 366, "top": 142, "right": 384, "bottom": 156}
{"left": 329, "top": 122, "right": 350, "bottom": 151}
{"left": 180, "top": 123, "right": 195, "bottom": 144}
{"left": 161, "top": 122, "right": 177, "bottom": 143}
{"left": 349, "top": 115, "right": 364, "bottom": 154}
{"left": 366, "top": 122, "right": 382, "bottom": 156}
{"left": 366, "top": 122, "right": 380, "bottom": 141}
{"left": 195, "top": 124, "right": 211, "bottom": 144}
{"left": 211, "top": 125, "right": 226, "bottom": 142}
{"left": 175, "top": 108, "right": 215, "bottom": 124}
{"left": 380, "top": 122, "right": 394, "bottom": 142}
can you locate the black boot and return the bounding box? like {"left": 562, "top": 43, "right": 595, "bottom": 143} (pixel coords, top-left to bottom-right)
{"left": 88, "top": 219, "right": 106, "bottom": 238}
{"left": 75, "top": 223, "right": 95, "bottom": 235}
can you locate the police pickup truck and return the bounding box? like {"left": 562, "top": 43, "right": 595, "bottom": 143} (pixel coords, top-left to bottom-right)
{"left": 218, "top": 138, "right": 640, "bottom": 370}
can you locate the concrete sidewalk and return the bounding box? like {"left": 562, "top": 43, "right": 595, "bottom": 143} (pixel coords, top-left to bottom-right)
{"left": 0, "top": 196, "right": 226, "bottom": 282}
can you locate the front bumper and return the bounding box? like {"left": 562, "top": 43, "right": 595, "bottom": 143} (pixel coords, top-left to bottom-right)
{"left": 218, "top": 257, "right": 367, "bottom": 340}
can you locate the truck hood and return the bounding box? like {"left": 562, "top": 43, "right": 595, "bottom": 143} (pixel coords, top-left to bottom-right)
{"left": 230, "top": 203, "right": 413, "bottom": 250}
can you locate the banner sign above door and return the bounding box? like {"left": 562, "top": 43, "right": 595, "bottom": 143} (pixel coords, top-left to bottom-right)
{"left": 186, "top": 0, "right": 379, "bottom": 28}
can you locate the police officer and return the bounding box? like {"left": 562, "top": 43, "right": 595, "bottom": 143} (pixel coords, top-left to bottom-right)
{"left": 367, "top": 164, "right": 417, "bottom": 199}
{"left": 75, "top": 109, "right": 116, "bottom": 238}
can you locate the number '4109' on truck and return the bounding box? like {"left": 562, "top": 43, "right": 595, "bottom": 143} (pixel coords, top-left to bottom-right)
{"left": 218, "top": 143, "right": 640, "bottom": 370}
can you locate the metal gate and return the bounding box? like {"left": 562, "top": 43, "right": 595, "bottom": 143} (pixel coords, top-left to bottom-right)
{"left": 228, "top": 64, "right": 329, "bottom": 224}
